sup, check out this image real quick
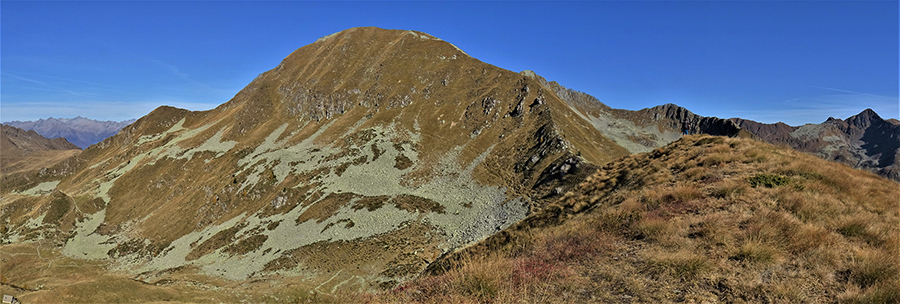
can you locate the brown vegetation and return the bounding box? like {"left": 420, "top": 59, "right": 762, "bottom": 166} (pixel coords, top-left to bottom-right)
{"left": 371, "top": 135, "right": 899, "bottom": 303}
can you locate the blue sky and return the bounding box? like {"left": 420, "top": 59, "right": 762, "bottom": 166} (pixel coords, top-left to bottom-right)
{"left": 2, "top": 1, "right": 897, "bottom": 126}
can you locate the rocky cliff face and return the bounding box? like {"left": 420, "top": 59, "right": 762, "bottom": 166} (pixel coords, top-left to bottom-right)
{"left": 535, "top": 76, "right": 898, "bottom": 183}
{"left": 5, "top": 117, "right": 136, "bottom": 149}
{"left": 731, "top": 109, "right": 900, "bottom": 182}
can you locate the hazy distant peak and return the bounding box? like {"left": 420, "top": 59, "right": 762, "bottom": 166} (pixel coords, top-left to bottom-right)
{"left": 4, "top": 117, "right": 136, "bottom": 149}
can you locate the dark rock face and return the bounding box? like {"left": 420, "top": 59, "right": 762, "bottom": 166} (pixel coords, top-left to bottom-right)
{"left": 731, "top": 109, "right": 900, "bottom": 183}
{"left": 5, "top": 117, "right": 135, "bottom": 149}
{"left": 535, "top": 77, "right": 749, "bottom": 154}
{"left": 638, "top": 104, "right": 745, "bottom": 138}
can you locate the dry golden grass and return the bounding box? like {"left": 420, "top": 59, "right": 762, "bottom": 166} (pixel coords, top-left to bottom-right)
{"left": 372, "top": 135, "right": 900, "bottom": 303}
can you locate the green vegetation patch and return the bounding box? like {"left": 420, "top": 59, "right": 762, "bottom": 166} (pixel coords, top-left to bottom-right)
{"left": 748, "top": 173, "right": 790, "bottom": 188}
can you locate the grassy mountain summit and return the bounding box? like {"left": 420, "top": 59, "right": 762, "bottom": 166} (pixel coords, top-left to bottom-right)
{"left": 377, "top": 135, "right": 899, "bottom": 303}
{"left": 1, "top": 27, "right": 896, "bottom": 303}
{"left": 1, "top": 27, "right": 630, "bottom": 301}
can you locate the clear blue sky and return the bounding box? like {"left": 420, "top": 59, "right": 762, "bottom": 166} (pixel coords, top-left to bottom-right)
{"left": 2, "top": 1, "right": 897, "bottom": 126}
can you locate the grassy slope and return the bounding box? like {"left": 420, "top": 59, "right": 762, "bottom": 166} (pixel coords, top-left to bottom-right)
{"left": 365, "top": 135, "right": 899, "bottom": 303}
{"left": 0, "top": 28, "right": 632, "bottom": 301}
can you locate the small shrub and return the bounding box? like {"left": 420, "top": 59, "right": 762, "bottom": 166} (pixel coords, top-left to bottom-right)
{"left": 748, "top": 173, "right": 790, "bottom": 188}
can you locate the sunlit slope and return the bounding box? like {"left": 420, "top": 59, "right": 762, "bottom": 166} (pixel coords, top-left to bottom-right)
{"left": 397, "top": 135, "right": 898, "bottom": 303}
{"left": 1, "top": 27, "right": 630, "bottom": 294}
{"left": 1, "top": 124, "right": 80, "bottom": 175}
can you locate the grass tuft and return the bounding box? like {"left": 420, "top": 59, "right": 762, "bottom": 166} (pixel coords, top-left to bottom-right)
{"left": 647, "top": 251, "right": 711, "bottom": 278}
{"left": 732, "top": 239, "right": 779, "bottom": 264}
{"left": 850, "top": 251, "right": 899, "bottom": 288}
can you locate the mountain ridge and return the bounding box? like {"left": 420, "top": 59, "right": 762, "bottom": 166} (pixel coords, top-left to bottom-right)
{"left": 4, "top": 116, "right": 136, "bottom": 149}
{"left": 0, "top": 124, "right": 80, "bottom": 175}
{"left": 1, "top": 27, "right": 896, "bottom": 302}
{"left": 730, "top": 108, "right": 900, "bottom": 182}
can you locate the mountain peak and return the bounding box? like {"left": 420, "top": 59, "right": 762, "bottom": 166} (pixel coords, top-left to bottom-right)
{"left": 847, "top": 108, "right": 883, "bottom": 129}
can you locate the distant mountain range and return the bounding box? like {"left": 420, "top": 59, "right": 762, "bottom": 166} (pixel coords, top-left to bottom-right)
{"left": 1, "top": 124, "right": 80, "bottom": 174}
{"left": 540, "top": 76, "right": 899, "bottom": 182}
{"left": 730, "top": 109, "right": 900, "bottom": 182}
{"left": 4, "top": 116, "right": 136, "bottom": 149}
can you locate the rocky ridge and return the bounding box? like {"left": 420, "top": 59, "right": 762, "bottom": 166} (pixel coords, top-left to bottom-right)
{"left": 731, "top": 108, "right": 900, "bottom": 182}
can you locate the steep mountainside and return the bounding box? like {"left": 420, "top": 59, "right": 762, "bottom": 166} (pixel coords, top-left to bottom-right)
{"left": 5, "top": 117, "right": 136, "bottom": 149}
{"left": 1, "top": 124, "right": 80, "bottom": 174}
{"left": 731, "top": 108, "right": 900, "bottom": 182}
{"left": 1, "top": 27, "right": 634, "bottom": 299}
{"left": 389, "top": 135, "right": 899, "bottom": 303}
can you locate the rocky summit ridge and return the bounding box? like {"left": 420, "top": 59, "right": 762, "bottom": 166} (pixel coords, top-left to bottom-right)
{"left": 1, "top": 27, "right": 897, "bottom": 302}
